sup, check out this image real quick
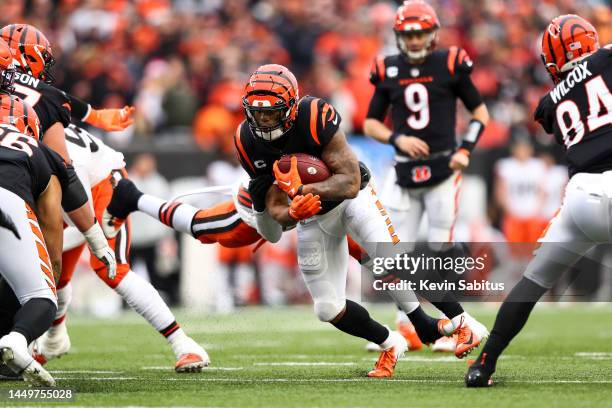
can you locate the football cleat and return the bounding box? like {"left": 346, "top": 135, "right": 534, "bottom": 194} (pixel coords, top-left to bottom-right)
{"left": 32, "top": 322, "right": 71, "bottom": 365}
{"left": 103, "top": 178, "right": 143, "bottom": 238}
{"left": 432, "top": 334, "right": 457, "bottom": 353}
{"left": 172, "top": 336, "right": 210, "bottom": 373}
{"left": 463, "top": 312, "right": 490, "bottom": 341}
{"left": 465, "top": 353, "right": 495, "bottom": 387}
{"left": 367, "top": 331, "right": 407, "bottom": 378}
{"left": 454, "top": 324, "right": 481, "bottom": 359}
{"left": 0, "top": 333, "right": 55, "bottom": 387}
{"left": 397, "top": 320, "right": 423, "bottom": 351}
{"left": 0, "top": 363, "right": 22, "bottom": 381}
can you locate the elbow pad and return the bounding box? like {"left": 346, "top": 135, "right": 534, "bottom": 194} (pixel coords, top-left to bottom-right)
{"left": 61, "top": 164, "right": 89, "bottom": 212}
{"left": 254, "top": 210, "right": 283, "bottom": 243}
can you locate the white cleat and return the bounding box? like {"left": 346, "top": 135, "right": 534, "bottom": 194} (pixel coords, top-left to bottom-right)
{"left": 0, "top": 333, "right": 55, "bottom": 387}
{"left": 172, "top": 337, "right": 210, "bottom": 373}
{"left": 432, "top": 335, "right": 457, "bottom": 353}
{"left": 32, "top": 322, "right": 71, "bottom": 365}
{"left": 365, "top": 342, "right": 383, "bottom": 352}
{"left": 463, "top": 312, "right": 490, "bottom": 341}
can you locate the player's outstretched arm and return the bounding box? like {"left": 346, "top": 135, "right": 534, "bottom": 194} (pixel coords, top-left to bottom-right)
{"left": 301, "top": 131, "right": 360, "bottom": 200}
{"left": 67, "top": 93, "right": 135, "bottom": 132}
{"left": 36, "top": 175, "right": 64, "bottom": 280}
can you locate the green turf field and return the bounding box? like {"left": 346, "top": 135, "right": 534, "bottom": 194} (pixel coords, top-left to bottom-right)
{"left": 1, "top": 304, "right": 611, "bottom": 407}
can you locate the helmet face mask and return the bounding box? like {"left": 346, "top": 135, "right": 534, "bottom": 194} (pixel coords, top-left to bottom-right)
{"left": 0, "top": 24, "right": 55, "bottom": 84}
{"left": 242, "top": 64, "right": 299, "bottom": 142}
{"left": 393, "top": 0, "right": 440, "bottom": 62}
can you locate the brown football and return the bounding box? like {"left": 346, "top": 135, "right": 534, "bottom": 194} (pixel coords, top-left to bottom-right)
{"left": 277, "top": 153, "right": 332, "bottom": 184}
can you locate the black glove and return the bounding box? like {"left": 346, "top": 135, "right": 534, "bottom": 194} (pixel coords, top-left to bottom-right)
{"left": 0, "top": 208, "right": 20, "bottom": 239}
{"left": 358, "top": 161, "right": 371, "bottom": 190}
{"left": 248, "top": 175, "right": 274, "bottom": 212}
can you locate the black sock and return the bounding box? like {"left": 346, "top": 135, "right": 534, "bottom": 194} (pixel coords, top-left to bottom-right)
{"left": 107, "top": 179, "right": 143, "bottom": 219}
{"left": 331, "top": 300, "right": 389, "bottom": 344}
{"left": 13, "top": 298, "right": 57, "bottom": 344}
{"left": 477, "top": 277, "right": 548, "bottom": 370}
{"left": 407, "top": 306, "right": 441, "bottom": 343}
{"left": 0, "top": 279, "right": 20, "bottom": 337}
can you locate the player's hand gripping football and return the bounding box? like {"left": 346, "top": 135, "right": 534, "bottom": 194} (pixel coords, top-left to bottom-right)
{"left": 273, "top": 156, "right": 303, "bottom": 198}
{"left": 288, "top": 193, "right": 322, "bottom": 221}
{"left": 449, "top": 149, "right": 470, "bottom": 170}
{"left": 393, "top": 135, "right": 430, "bottom": 159}
{"left": 85, "top": 106, "right": 136, "bottom": 131}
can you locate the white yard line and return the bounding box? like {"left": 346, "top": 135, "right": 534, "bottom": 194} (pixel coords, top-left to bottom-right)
{"left": 254, "top": 362, "right": 357, "bottom": 366}
{"left": 141, "top": 366, "right": 244, "bottom": 371}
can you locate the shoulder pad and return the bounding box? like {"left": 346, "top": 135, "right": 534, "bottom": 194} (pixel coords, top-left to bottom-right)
{"left": 447, "top": 46, "right": 474, "bottom": 76}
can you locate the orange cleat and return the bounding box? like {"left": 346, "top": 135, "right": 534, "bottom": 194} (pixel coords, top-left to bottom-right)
{"left": 396, "top": 321, "right": 423, "bottom": 351}
{"left": 367, "top": 331, "right": 407, "bottom": 378}
{"left": 454, "top": 324, "right": 481, "bottom": 359}
{"left": 175, "top": 353, "right": 207, "bottom": 373}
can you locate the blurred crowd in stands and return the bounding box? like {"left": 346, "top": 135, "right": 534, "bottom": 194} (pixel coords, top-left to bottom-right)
{"left": 5, "top": 0, "right": 611, "bottom": 308}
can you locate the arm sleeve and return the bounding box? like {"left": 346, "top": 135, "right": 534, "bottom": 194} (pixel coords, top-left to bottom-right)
{"left": 66, "top": 93, "right": 91, "bottom": 121}
{"left": 451, "top": 49, "right": 483, "bottom": 111}
{"left": 254, "top": 210, "right": 283, "bottom": 243}
{"left": 366, "top": 86, "right": 390, "bottom": 121}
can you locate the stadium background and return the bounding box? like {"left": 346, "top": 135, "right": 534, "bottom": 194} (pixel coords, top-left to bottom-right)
{"left": 4, "top": 0, "right": 610, "bottom": 313}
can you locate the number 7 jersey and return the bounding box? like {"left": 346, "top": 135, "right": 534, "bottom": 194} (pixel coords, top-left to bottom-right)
{"left": 535, "top": 46, "right": 612, "bottom": 176}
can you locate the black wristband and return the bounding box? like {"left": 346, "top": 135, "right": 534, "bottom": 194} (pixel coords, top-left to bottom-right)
{"left": 388, "top": 132, "right": 401, "bottom": 148}
{"left": 460, "top": 119, "right": 485, "bottom": 152}
{"left": 296, "top": 185, "right": 304, "bottom": 196}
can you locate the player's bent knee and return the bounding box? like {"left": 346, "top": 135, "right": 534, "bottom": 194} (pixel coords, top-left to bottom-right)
{"left": 314, "top": 301, "right": 344, "bottom": 322}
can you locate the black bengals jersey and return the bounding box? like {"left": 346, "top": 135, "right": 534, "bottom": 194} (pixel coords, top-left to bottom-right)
{"left": 11, "top": 71, "right": 71, "bottom": 137}
{"left": 235, "top": 95, "right": 341, "bottom": 212}
{"left": 0, "top": 125, "right": 70, "bottom": 207}
{"left": 535, "top": 47, "right": 612, "bottom": 177}
{"left": 368, "top": 47, "right": 483, "bottom": 187}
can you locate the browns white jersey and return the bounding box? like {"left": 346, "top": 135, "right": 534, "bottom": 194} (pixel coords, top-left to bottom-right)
{"left": 64, "top": 124, "right": 125, "bottom": 189}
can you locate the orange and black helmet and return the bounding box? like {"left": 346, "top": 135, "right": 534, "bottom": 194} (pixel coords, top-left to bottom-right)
{"left": 0, "top": 38, "right": 16, "bottom": 94}
{"left": 242, "top": 64, "right": 299, "bottom": 141}
{"left": 0, "top": 24, "right": 55, "bottom": 83}
{"left": 541, "top": 15, "right": 599, "bottom": 83}
{"left": 0, "top": 93, "right": 41, "bottom": 140}
{"left": 394, "top": 0, "right": 440, "bottom": 61}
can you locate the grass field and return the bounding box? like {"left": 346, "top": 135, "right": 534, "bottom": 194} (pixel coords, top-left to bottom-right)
{"left": 1, "top": 304, "right": 611, "bottom": 407}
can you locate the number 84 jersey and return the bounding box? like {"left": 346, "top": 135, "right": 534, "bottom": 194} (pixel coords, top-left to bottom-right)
{"left": 535, "top": 46, "right": 612, "bottom": 177}
{"left": 367, "top": 48, "right": 483, "bottom": 154}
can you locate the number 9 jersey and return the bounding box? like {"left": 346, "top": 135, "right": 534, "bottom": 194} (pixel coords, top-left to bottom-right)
{"left": 534, "top": 46, "right": 612, "bottom": 177}
{"left": 368, "top": 48, "right": 483, "bottom": 153}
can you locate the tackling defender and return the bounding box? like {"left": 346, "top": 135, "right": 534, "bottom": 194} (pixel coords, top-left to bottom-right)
{"left": 466, "top": 15, "right": 612, "bottom": 387}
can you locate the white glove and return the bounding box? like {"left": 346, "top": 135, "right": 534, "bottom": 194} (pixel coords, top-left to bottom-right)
{"left": 83, "top": 221, "right": 117, "bottom": 280}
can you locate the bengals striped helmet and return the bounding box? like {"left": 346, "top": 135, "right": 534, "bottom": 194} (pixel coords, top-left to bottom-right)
{"left": 394, "top": 0, "right": 440, "bottom": 61}
{"left": 0, "top": 24, "right": 55, "bottom": 83}
{"left": 0, "top": 38, "right": 16, "bottom": 94}
{"left": 242, "top": 64, "right": 299, "bottom": 141}
{"left": 0, "top": 93, "right": 41, "bottom": 140}
{"left": 541, "top": 15, "right": 599, "bottom": 84}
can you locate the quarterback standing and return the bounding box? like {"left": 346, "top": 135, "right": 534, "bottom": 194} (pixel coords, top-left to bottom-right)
{"left": 364, "top": 0, "right": 489, "bottom": 351}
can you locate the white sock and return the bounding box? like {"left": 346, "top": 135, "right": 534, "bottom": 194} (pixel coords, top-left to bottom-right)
{"left": 115, "top": 271, "right": 180, "bottom": 338}
{"left": 379, "top": 330, "right": 395, "bottom": 349}
{"left": 137, "top": 194, "right": 197, "bottom": 235}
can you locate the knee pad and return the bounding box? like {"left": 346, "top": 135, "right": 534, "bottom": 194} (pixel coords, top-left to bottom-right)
{"left": 314, "top": 300, "right": 344, "bottom": 322}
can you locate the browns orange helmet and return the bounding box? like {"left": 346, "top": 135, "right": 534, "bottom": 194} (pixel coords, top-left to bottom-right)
{"left": 394, "top": 0, "right": 440, "bottom": 61}
{"left": 0, "top": 38, "right": 16, "bottom": 94}
{"left": 0, "top": 93, "right": 41, "bottom": 140}
{"left": 541, "top": 15, "right": 600, "bottom": 84}
{"left": 242, "top": 64, "right": 299, "bottom": 141}
{"left": 0, "top": 24, "right": 55, "bottom": 83}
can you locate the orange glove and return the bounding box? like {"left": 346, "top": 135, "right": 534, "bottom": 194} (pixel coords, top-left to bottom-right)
{"left": 273, "top": 156, "right": 303, "bottom": 198}
{"left": 84, "top": 105, "right": 135, "bottom": 131}
{"left": 288, "top": 193, "right": 322, "bottom": 221}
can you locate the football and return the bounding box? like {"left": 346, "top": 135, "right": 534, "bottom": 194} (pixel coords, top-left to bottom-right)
{"left": 277, "top": 153, "right": 332, "bottom": 184}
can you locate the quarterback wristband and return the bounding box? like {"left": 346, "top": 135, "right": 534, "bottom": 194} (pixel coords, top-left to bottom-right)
{"left": 388, "top": 132, "right": 401, "bottom": 148}
{"left": 459, "top": 119, "right": 485, "bottom": 152}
